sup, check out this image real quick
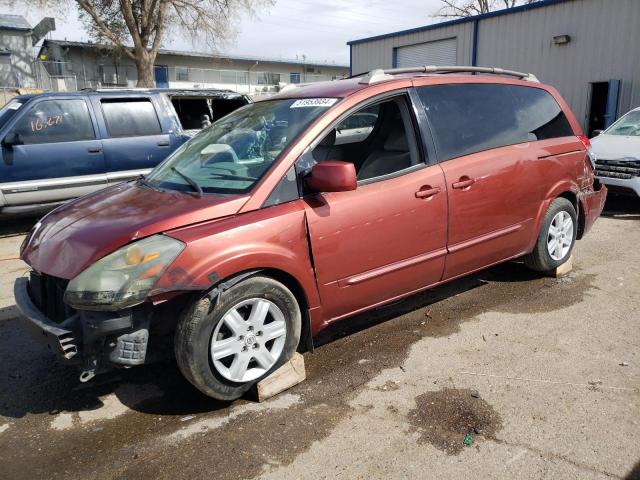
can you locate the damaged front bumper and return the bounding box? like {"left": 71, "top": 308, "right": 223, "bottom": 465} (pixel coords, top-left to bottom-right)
{"left": 14, "top": 275, "right": 152, "bottom": 380}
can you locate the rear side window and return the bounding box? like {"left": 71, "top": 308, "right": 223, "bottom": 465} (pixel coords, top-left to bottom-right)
{"left": 101, "top": 98, "right": 162, "bottom": 137}
{"left": 417, "top": 84, "right": 574, "bottom": 161}
{"left": 11, "top": 99, "right": 95, "bottom": 145}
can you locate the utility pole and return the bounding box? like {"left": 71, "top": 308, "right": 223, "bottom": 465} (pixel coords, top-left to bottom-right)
{"left": 247, "top": 61, "right": 258, "bottom": 94}
{"left": 302, "top": 54, "right": 307, "bottom": 83}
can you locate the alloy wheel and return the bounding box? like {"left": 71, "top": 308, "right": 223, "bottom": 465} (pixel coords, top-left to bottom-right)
{"left": 547, "top": 210, "right": 574, "bottom": 261}
{"left": 210, "top": 298, "right": 287, "bottom": 383}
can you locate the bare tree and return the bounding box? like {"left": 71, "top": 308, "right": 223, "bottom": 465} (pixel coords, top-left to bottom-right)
{"left": 435, "top": 0, "right": 539, "bottom": 18}
{"left": 17, "top": 0, "right": 272, "bottom": 86}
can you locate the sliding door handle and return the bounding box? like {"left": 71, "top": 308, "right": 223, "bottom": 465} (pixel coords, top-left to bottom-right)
{"left": 452, "top": 177, "right": 475, "bottom": 189}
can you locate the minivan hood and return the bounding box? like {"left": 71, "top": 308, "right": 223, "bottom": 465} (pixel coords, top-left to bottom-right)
{"left": 22, "top": 182, "right": 249, "bottom": 279}
{"left": 591, "top": 134, "right": 640, "bottom": 160}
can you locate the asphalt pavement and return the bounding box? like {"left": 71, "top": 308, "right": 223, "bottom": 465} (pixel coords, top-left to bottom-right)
{"left": 0, "top": 198, "right": 638, "bottom": 480}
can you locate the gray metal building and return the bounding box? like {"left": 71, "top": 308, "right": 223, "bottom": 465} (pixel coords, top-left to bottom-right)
{"left": 348, "top": 0, "right": 640, "bottom": 135}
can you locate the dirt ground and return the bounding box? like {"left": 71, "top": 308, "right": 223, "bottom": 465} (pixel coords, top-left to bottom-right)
{"left": 0, "top": 197, "right": 638, "bottom": 480}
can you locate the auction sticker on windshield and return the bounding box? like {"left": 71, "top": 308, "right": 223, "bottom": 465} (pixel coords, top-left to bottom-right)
{"left": 290, "top": 98, "right": 338, "bottom": 108}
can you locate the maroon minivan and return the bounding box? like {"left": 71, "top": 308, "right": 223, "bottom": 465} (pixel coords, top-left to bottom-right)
{"left": 15, "top": 66, "right": 607, "bottom": 400}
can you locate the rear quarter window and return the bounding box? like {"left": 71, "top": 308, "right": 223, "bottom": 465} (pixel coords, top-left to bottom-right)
{"left": 417, "top": 84, "right": 574, "bottom": 161}
{"left": 101, "top": 98, "right": 162, "bottom": 137}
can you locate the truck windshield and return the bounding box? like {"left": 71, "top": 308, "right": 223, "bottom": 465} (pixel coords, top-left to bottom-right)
{"left": 0, "top": 99, "right": 23, "bottom": 129}
{"left": 146, "top": 98, "right": 337, "bottom": 194}
{"left": 605, "top": 110, "right": 640, "bottom": 136}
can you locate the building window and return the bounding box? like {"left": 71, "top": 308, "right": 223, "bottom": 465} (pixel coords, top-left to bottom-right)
{"left": 257, "top": 72, "right": 281, "bottom": 85}
{"left": 221, "top": 70, "right": 237, "bottom": 84}
{"left": 290, "top": 73, "right": 301, "bottom": 84}
{"left": 176, "top": 67, "right": 189, "bottom": 81}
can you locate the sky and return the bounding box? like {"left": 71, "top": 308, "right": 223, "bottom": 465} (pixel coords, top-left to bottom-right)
{"left": 7, "top": 0, "right": 443, "bottom": 66}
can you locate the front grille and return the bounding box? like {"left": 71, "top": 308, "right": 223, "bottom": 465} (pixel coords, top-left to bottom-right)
{"left": 595, "top": 159, "right": 640, "bottom": 179}
{"left": 29, "top": 271, "right": 75, "bottom": 323}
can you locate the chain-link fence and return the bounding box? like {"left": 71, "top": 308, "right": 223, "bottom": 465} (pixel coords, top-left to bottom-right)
{"left": 8, "top": 61, "right": 341, "bottom": 95}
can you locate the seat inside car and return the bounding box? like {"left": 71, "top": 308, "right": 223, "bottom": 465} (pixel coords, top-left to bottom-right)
{"left": 312, "top": 128, "right": 343, "bottom": 162}
{"left": 357, "top": 124, "right": 412, "bottom": 180}
{"left": 311, "top": 96, "right": 418, "bottom": 181}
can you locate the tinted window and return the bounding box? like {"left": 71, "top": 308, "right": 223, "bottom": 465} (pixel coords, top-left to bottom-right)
{"left": 417, "top": 84, "right": 574, "bottom": 161}
{"left": 12, "top": 99, "right": 95, "bottom": 145}
{"left": 0, "top": 99, "right": 23, "bottom": 129}
{"left": 101, "top": 99, "right": 162, "bottom": 137}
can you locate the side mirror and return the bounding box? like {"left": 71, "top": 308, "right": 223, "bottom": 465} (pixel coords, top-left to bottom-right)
{"left": 592, "top": 129, "right": 603, "bottom": 136}
{"left": 307, "top": 160, "right": 357, "bottom": 193}
{"left": 2, "top": 132, "right": 20, "bottom": 148}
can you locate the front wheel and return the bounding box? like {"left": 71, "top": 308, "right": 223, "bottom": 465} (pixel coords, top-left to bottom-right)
{"left": 174, "top": 276, "right": 301, "bottom": 400}
{"left": 525, "top": 197, "right": 577, "bottom": 273}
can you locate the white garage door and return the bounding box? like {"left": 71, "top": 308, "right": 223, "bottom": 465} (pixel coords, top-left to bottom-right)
{"left": 396, "top": 38, "right": 457, "bottom": 68}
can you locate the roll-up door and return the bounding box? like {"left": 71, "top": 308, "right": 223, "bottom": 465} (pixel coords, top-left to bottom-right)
{"left": 396, "top": 38, "right": 457, "bottom": 67}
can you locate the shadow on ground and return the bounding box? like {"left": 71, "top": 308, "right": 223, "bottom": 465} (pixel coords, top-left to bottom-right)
{"left": 626, "top": 460, "right": 640, "bottom": 480}
{"left": 602, "top": 194, "right": 640, "bottom": 220}
{"left": 0, "top": 257, "right": 597, "bottom": 422}
{"left": 0, "top": 217, "right": 38, "bottom": 237}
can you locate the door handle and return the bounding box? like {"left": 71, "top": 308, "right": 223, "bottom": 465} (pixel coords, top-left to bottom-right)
{"left": 157, "top": 140, "right": 170, "bottom": 147}
{"left": 452, "top": 177, "right": 475, "bottom": 189}
{"left": 415, "top": 186, "right": 441, "bottom": 199}
{"left": 87, "top": 147, "right": 101, "bottom": 154}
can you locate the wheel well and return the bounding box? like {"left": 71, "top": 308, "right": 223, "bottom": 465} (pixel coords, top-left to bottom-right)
{"left": 211, "top": 268, "right": 313, "bottom": 353}
{"left": 557, "top": 191, "right": 585, "bottom": 239}
{"left": 260, "top": 268, "right": 312, "bottom": 353}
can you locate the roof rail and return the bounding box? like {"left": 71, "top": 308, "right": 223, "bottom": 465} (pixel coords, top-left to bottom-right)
{"left": 358, "top": 65, "right": 539, "bottom": 84}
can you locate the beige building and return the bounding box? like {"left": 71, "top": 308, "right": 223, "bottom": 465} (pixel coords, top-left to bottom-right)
{"left": 38, "top": 39, "right": 348, "bottom": 95}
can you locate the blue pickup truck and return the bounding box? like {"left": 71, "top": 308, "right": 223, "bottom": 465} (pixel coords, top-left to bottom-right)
{"left": 0, "top": 89, "right": 250, "bottom": 217}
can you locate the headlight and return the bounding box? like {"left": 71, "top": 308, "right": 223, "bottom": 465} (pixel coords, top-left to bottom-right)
{"left": 64, "top": 235, "right": 185, "bottom": 310}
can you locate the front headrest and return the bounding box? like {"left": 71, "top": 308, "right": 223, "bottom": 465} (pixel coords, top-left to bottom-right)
{"left": 319, "top": 129, "right": 336, "bottom": 147}
{"left": 384, "top": 127, "right": 409, "bottom": 152}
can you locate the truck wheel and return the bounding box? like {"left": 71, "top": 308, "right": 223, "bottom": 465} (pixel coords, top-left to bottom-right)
{"left": 175, "top": 276, "right": 301, "bottom": 400}
{"left": 525, "top": 198, "right": 577, "bottom": 273}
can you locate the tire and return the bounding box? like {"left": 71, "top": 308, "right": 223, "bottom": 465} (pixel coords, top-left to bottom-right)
{"left": 174, "top": 276, "right": 301, "bottom": 400}
{"left": 524, "top": 197, "right": 577, "bottom": 273}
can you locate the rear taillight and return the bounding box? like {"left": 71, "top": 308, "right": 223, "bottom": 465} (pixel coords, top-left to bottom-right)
{"left": 577, "top": 134, "right": 596, "bottom": 172}
{"left": 577, "top": 135, "right": 592, "bottom": 149}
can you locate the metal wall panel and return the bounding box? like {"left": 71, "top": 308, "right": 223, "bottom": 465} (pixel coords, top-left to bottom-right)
{"left": 396, "top": 38, "right": 457, "bottom": 68}
{"left": 476, "top": 0, "right": 640, "bottom": 130}
{"left": 350, "top": 0, "right": 640, "bottom": 130}
{"left": 350, "top": 22, "right": 473, "bottom": 75}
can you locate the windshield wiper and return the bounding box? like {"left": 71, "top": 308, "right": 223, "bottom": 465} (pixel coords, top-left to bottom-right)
{"left": 171, "top": 167, "right": 203, "bottom": 197}
{"left": 208, "top": 172, "right": 256, "bottom": 181}
{"left": 137, "top": 174, "right": 157, "bottom": 190}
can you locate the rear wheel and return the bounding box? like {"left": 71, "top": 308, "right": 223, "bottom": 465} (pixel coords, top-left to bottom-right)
{"left": 525, "top": 198, "right": 577, "bottom": 272}
{"left": 174, "top": 276, "right": 301, "bottom": 400}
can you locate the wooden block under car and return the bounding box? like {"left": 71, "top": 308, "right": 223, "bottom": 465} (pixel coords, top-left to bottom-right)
{"left": 547, "top": 254, "right": 573, "bottom": 278}
{"left": 256, "top": 352, "right": 306, "bottom": 402}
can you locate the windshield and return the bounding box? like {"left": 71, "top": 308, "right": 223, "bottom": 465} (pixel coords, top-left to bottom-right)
{"left": 146, "top": 98, "right": 337, "bottom": 194}
{"left": 0, "top": 99, "right": 23, "bottom": 129}
{"left": 605, "top": 110, "right": 640, "bottom": 136}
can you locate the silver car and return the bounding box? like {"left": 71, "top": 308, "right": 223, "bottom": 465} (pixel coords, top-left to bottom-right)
{"left": 590, "top": 107, "right": 640, "bottom": 197}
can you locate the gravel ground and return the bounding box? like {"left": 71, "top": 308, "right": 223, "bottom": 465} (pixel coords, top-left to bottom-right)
{"left": 0, "top": 197, "right": 638, "bottom": 480}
